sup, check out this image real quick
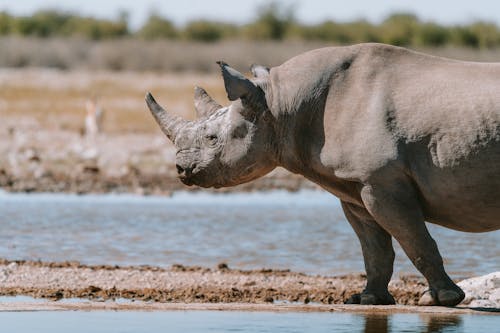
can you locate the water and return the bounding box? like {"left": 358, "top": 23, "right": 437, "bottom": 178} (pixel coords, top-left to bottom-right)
{"left": 0, "top": 190, "right": 499, "bottom": 277}
{"left": 0, "top": 310, "right": 497, "bottom": 333}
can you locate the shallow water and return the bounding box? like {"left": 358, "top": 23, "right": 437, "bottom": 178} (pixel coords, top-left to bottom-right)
{"left": 0, "top": 190, "right": 498, "bottom": 277}
{"left": 0, "top": 310, "right": 497, "bottom": 333}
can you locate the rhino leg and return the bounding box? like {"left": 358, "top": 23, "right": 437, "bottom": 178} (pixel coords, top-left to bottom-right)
{"left": 360, "top": 180, "right": 465, "bottom": 306}
{"left": 341, "top": 202, "right": 396, "bottom": 305}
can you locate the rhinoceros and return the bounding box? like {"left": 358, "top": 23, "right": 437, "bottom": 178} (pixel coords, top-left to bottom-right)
{"left": 145, "top": 43, "right": 500, "bottom": 306}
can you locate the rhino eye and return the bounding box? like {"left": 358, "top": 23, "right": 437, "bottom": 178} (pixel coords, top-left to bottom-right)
{"left": 205, "top": 134, "right": 218, "bottom": 145}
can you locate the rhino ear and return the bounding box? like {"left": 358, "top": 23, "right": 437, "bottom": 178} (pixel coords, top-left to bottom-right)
{"left": 250, "top": 64, "right": 270, "bottom": 78}
{"left": 217, "top": 61, "right": 260, "bottom": 101}
{"left": 194, "top": 86, "right": 222, "bottom": 118}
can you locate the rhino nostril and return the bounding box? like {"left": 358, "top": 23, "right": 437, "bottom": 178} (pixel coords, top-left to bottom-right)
{"left": 176, "top": 163, "right": 196, "bottom": 177}
{"left": 176, "top": 164, "right": 184, "bottom": 175}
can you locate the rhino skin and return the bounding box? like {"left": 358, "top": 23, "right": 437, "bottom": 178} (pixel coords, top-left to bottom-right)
{"left": 145, "top": 43, "right": 500, "bottom": 306}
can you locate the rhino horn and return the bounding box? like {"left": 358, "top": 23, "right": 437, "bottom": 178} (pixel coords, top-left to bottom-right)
{"left": 145, "top": 92, "right": 187, "bottom": 142}
{"left": 217, "top": 61, "right": 261, "bottom": 101}
{"left": 194, "top": 86, "right": 222, "bottom": 118}
{"left": 250, "top": 64, "right": 270, "bottom": 78}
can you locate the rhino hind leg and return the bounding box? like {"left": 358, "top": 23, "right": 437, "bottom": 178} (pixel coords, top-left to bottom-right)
{"left": 360, "top": 180, "right": 465, "bottom": 307}
{"left": 341, "top": 202, "right": 396, "bottom": 305}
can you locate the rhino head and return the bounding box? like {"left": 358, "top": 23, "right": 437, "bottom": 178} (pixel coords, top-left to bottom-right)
{"left": 145, "top": 62, "right": 276, "bottom": 188}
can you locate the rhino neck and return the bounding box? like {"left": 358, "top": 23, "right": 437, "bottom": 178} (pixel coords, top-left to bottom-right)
{"left": 269, "top": 47, "right": 364, "bottom": 205}
{"left": 269, "top": 62, "right": 332, "bottom": 175}
{"left": 269, "top": 46, "right": 357, "bottom": 169}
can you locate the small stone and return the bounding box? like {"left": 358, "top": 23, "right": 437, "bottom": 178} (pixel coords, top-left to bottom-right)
{"left": 264, "top": 296, "right": 274, "bottom": 303}
{"left": 7, "top": 262, "right": 18, "bottom": 270}
{"left": 217, "top": 263, "right": 229, "bottom": 270}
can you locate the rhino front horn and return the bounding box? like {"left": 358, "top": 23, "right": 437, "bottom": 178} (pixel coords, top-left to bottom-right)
{"left": 145, "top": 92, "right": 187, "bottom": 142}
{"left": 194, "top": 86, "right": 222, "bottom": 118}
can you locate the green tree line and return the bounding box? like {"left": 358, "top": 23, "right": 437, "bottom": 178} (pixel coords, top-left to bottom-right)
{"left": 1, "top": 5, "right": 500, "bottom": 48}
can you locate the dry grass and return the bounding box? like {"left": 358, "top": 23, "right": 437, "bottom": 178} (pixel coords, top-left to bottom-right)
{"left": 0, "top": 37, "right": 329, "bottom": 72}
{"left": 0, "top": 69, "right": 229, "bottom": 133}
{"left": 2, "top": 37, "right": 500, "bottom": 74}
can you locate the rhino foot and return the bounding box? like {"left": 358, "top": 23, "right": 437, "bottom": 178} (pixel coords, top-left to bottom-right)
{"left": 345, "top": 292, "right": 396, "bottom": 305}
{"left": 418, "top": 288, "right": 465, "bottom": 306}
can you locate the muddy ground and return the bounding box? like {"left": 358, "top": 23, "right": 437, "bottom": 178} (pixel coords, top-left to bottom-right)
{"left": 0, "top": 259, "right": 427, "bottom": 305}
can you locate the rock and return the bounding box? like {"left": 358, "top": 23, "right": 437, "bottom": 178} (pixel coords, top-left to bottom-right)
{"left": 458, "top": 272, "right": 500, "bottom": 308}
{"left": 217, "top": 263, "right": 229, "bottom": 270}
{"left": 7, "top": 262, "right": 18, "bottom": 270}
{"left": 0, "top": 269, "right": 8, "bottom": 282}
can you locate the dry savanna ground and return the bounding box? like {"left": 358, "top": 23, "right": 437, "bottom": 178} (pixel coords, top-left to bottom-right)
{"left": 1, "top": 68, "right": 224, "bottom": 132}
{"left": 0, "top": 67, "right": 312, "bottom": 194}
{"left": 2, "top": 44, "right": 500, "bottom": 194}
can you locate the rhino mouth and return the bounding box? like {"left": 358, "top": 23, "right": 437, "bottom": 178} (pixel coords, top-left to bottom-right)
{"left": 179, "top": 176, "right": 194, "bottom": 186}
{"left": 179, "top": 171, "right": 221, "bottom": 188}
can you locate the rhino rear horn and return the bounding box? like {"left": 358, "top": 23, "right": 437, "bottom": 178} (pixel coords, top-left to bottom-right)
{"left": 194, "top": 86, "right": 222, "bottom": 118}
{"left": 250, "top": 64, "right": 270, "bottom": 78}
{"left": 145, "top": 92, "right": 187, "bottom": 142}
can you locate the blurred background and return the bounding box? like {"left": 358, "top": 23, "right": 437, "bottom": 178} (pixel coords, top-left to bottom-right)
{"left": 1, "top": 0, "right": 499, "bottom": 285}
{"left": 2, "top": 0, "right": 500, "bottom": 194}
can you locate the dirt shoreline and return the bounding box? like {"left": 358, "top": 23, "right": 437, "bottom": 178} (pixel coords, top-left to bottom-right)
{"left": 1, "top": 259, "right": 498, "bottom": 314}
{"left": 0, "top": 259, "right": 427, "bottom": 306}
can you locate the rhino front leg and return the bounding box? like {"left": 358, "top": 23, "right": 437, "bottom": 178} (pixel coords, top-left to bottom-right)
{"left": 360, "top": 181, "right": 465, "bottom": 306}
{"left": 341, "top": 201, "right": 396, "bottom": 305}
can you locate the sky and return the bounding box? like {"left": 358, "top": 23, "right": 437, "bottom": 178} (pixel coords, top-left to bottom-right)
{"left": 1, "top": 0, "right": 500, "bottom": 30}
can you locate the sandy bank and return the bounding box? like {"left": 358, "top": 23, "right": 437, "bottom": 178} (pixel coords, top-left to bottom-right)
{"left": 0, "top": 259, "right": 424, "bottom": 305}
{"left": 0, "top": 260, "right": 498, "bottom": 313}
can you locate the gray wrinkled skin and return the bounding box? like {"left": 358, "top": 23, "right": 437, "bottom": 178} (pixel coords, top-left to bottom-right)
{"left": 146, "top": 43, "right": 500, "bottom": 307}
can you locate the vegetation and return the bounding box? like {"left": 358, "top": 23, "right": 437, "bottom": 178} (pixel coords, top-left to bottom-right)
{"left": 243, "top": 2, "right": 295, "bottom": 40}
{"left": 1, "top": 4, "right": 500, "bottom": 48}
{"left": 0, "top": 10, "right": 127, "bottom": 39}
{"left": 137, "top": 14, "right": 177, "bottom": 40}
{"left": 183, "top": 20, "right": 238, "bottom": 42}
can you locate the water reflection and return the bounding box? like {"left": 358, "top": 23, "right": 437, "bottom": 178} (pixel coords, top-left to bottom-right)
{"left": 421, "top": 315, "right": 462, "bottom": 333}
{"left": 362, "top": 314, "right": 461, "bottom": 333}
{"left": 0, "top": 309, "right": 493, "bottom": 333}
{"left": 363, "top": 315, "right": 389, "bottom": 333}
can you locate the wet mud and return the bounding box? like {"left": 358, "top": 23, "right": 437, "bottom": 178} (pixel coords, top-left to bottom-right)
{"left": 0, "top": 259, "right": 426, "bottom": 305}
